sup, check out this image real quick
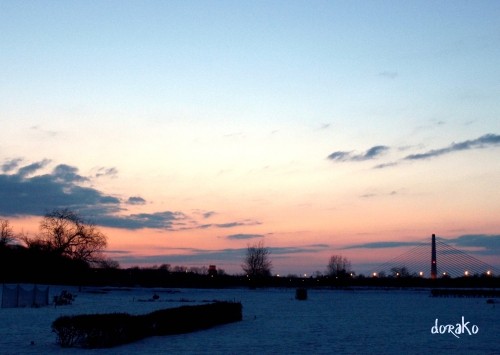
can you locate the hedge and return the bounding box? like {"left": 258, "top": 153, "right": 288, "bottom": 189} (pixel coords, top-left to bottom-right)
{"left": 52, "top": 301, "right": 242, "bottom": 348}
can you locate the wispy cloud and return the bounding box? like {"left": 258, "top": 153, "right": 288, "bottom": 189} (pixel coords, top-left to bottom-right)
{"left": 95, "top": 167, "right": 118, "bottom": 178}
{"left": 17, "top": 159, "right": 51, "bottom": 177}
{"left": 111, "top": 248, "right": 246, "bottom": 265}
{"left": 327, "top": 145, "right": 389, "bottom": 162}
{"left": 269, "top": 244, "right": 330, "bottom": 255}
{"left": 127, "top": 196, "right": 146, "bottom": 205}
{"left": 95, "top": 211, "right": 186, "bottom": 230}
{"left": 441, "top": 234, "right": 500, "bottom": 256}
{"left": 30, "top": 125, "right": 58, "bottom": 137}
{"left": 197, "top": 220, "right": 261, "bottom": 229}
{"left": 342, "top": 241, "right": 424, "bottom": 249}
{"left": 372, "top": 162, "right": 399, "bottom": 169}
{"left": 403, "top": 134, "right": 500, "bottom": 161}
{"left": 343, "top": 235, "right": 500, "bottom": 257}
{"left": 1, "top": 158, "right": 23, "bottom": 173}
{"left": 110, "top": 244, "right": 331, "bottom": 266}
{"left": 353, "top": 133, "right": 500, "bottom": 169}
{"left": 360, "top": 191, "right": 398, "bottom": 199}
{"left": 379, "top": 71, "right": 398, "bottom": 79}
{"left": 226, "top": 233, "right": 264, "bottom": 240}
{"left": 203, "top": 211, "right": 216, "bottom": 219}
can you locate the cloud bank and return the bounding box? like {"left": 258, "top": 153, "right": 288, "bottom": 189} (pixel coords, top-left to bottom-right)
{"left": 0, "top": 159, "right": 263, "bottom": 232}
{"left": 0, "top": 160, "right": 119, "bottom": 217}
{"left": 0, "top": 159, "right": 185, "bottom": 230}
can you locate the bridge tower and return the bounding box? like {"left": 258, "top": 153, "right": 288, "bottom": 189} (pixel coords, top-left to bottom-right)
{"left": 431, "top": 233, "right": 437, "bottom": 279}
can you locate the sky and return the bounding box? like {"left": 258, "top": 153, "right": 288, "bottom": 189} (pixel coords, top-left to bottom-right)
{"left": 1, "top": 1, "right": 500, "bottom": 275}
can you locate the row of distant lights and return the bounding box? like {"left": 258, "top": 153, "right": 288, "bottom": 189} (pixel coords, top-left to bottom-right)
{"left": 274, "top": 273, "right": 356, "bottom": 278}
{"left": 463, "top": 270, "right": 493, "bottom": 276}
{"left": 371, "top": 270, "right": 494, "bottom": 277}
{"left": 272, "top": 271, "right": 494, "bottom": 278}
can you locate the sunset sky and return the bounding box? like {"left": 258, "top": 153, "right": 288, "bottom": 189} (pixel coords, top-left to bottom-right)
{"left": 1, "top": 1, "right": 499, "bottom": 275}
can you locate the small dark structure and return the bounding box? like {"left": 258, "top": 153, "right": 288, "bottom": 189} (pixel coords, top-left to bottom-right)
{"left": 295, "top": 288, "right": 308, "bottom": 300}
{"left": 52, "top": 301, "right": 242, "bottom": 348}
{"left": 1, "top": 284, "right": 49, "bottom": 308}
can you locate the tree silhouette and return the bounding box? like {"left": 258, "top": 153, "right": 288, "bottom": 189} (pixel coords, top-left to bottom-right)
{"left": 242, "top": 240, "right": 272, "bottom": 277}
{"left": 0, "top": 219, "right": 15, "bottom": 248}
{"left": 22, "top": 208, "right": 107, "bottom": 266}
{"left": 326, "top": 254, "right": 351, "bottom": 278}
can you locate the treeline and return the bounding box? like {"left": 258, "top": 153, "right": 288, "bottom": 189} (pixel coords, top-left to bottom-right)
{"left": 1, "top": 242, "right": 498, "bottom": 288}
{"left": 2, "top": 213, "right": 498, "bottom": 288}
{"left": 90, "top": 268, "right": 499, "bottom": 288}
{"left": 0, "top": 244, "right": 90, "bottom": 284}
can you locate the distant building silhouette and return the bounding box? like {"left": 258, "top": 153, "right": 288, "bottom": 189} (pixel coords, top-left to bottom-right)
{"left": 208, "top": 265, "right": 217, "bottom": 277}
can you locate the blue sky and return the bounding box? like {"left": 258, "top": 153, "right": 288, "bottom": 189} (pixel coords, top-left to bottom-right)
{"left": 1, "top": 1, "right": 500, "bottom": 274}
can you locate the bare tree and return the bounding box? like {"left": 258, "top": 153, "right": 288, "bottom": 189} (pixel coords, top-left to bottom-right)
{"left": 326, "top": 254, "right": 351, "bottom": 277}
{"left": 173, "top": 265, "right": 188, "bottom": 273}
{"left": 242, "top": 240, "right": 272, "bottom": 277}
{"left": 27, "top": 208, "right": 107, "bottom": 265}
{"left": 0, "top": 219, "right": 15, "bottom": 247}
{"left": 96, "top": 258, "right": 120, "bottom": 269}
{"left": 158, "top": 263, "right": 171, "bottom": 272}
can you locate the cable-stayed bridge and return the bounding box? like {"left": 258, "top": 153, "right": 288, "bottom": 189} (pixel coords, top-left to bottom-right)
{"left": 372, "top": 234, "right": 497, "bottom": 278}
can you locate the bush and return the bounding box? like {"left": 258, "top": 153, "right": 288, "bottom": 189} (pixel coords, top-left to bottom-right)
{"left": 52, "top": 301, "right": 242, "bottom": 348}
{"left": 53, "top": 290, "right": 76, "bottom": 306}
{"left": 52, "top": 313, "right": 148, "bottom": 348}
{"left": 149, "top": 302, "right": 243, "bottom": 335}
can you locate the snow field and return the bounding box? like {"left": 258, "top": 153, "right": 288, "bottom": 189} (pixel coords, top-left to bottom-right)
{"left": 0, "top": 286, "right": 498, "bottom": 354}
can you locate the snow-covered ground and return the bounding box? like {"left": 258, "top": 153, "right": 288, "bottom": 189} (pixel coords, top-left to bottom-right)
{"left": 0, "top": 285, "right": 498, "bottom": 354}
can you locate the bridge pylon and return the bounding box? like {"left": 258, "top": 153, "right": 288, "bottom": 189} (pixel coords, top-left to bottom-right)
{"left": 431, "top": 233, "right": 437, "bottom": 279}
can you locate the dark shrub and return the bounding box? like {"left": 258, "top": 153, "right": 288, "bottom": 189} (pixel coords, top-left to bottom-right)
{"left": 52, "top": 301, "right": 242, "bottom": 348}
{"left": 295, "top": 288, "right": 308, "bottom": 300}
{"left": 53, "top": 290, "right": 76, "bottom": 306}
{"left": 52, "top": 312, "right": 148, "bottom": 348}
{"left": 149, "top": 301, "right": 243, "bottom": 335}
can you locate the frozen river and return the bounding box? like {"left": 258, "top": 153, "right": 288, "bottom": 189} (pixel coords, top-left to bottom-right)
{"left": 0, "top": 286, "right": 498, "bottom": 354}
